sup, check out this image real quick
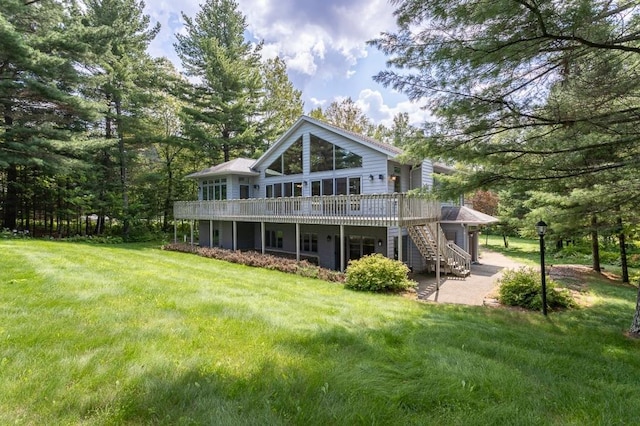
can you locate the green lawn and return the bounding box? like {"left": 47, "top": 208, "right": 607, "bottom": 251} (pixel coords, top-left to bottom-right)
{"left": 482, "top": 234, "right": 639, "bottom": 278}
{"left": 1, "top": 240, "right": 640, "bottom": 424}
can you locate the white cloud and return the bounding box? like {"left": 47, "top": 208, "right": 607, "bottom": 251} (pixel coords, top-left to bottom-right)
{"left": 238, "top": 0, "right": 395, "bottom": 77}
{"left": 356, "top": 89, "right": 432, "bottom": 127}
{"left": 141, "top": 0, "right": 428, "bottom": 127}
{"left": 309, "top": 97, "right": 327, "bottom": 108}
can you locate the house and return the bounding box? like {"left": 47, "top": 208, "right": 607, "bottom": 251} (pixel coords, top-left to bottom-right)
{"left": 173, "top": 115, "right": 497, "bottom": 276}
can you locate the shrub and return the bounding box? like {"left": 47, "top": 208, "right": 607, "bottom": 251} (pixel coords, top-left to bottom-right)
{"left": 497, "top": 267, "right": 575, "bottom": 311}
{"left": 344, "top": 254, "right": 415, "bottom": 293}
{"left": 162, "top": 243, "right": 345, "bottom": 283}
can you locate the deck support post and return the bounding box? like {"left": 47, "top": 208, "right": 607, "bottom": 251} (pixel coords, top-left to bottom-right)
{"left": 190, "top": 220, "right": 194, "bottom": 246}
{"left": 340, "top": 225, "right": 345, "bottom": 272}
{"left": 209, "top": 220, "right": 213, "bottom": 248}
{"left": 436, "top": 221, "right": 440, "bottom": 290}
{"left": 295, "top": 223, "right": 300, "bottom": 262}
{"left": 173, "top": 221, "right": 177, "bottom": 244}
{"left": 398, "top": 227, "right": 403, "bottom": 264}
{"left": 261, "top": 222, "right": 265, "bottom": 254}
{"left": 232, "top": 221, "right": 237, "bottom": 251}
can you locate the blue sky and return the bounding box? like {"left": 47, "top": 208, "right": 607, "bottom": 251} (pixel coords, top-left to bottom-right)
{"left": 144, "top": 0, "right": 430, "bottom": 127}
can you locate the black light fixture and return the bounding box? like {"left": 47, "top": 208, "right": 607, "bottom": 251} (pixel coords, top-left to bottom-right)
{"left": 304, "top": 181, "right": 308, "bottom": 186}
{"left": 377, "top": 239, "right": 383, "bottom": 247}
{"left": 369, "top": 174, "right": 374, "bottom": 181}
{"left": 327, "top": 235, "right": 332, "bottom": 242}
{"left": 378, "top": 174, "right": 384, "bottom": 180}
{"left": 536, "top": 220, "right": 548, "bottom": 316}
{"left": 253, "top": 184, "right": 259, "bottom": 189}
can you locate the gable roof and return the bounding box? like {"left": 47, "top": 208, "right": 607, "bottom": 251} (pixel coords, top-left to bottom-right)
{"left": 252, "top": 115, "right": 403, "bottom": 170}
{"left": 440, "top": 205, "right": 499, "bottom": 225}
{"left": 185, "top": 158, "right": 259, "bottom": 179}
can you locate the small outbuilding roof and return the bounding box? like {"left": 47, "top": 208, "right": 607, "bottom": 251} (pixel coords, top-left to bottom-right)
{"left": 440, "top": 205, "right": 499, "bottom": 225}
{"left": 185, "top": 158, "right": 259, "bottom": 179}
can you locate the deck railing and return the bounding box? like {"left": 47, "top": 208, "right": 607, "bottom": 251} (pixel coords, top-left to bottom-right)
{"left": 174, "top": 193, "right": 440, "bottom": 226}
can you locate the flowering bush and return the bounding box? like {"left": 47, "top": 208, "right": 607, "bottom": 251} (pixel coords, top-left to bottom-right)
{"left": 162, "top": 243, "right": 345, "bottom": 283}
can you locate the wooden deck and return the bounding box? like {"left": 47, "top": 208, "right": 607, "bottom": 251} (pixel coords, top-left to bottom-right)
{"left": 174, "top": 194, "right": 440, "bottom": 227}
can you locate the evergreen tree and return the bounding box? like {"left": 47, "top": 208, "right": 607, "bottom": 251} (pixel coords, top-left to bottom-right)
{"left": 258, "top": 56, "right": 304, "bottom": 152}
{"left": 0, "top": 0, "right": 97, "bottom": 230}
{"left": 175, "top": 0, "right": 263, "bottom": 164}
{"left": 81, "top": 0, "right": 160, "bottom": 238}
{"left": 370, "top": 1, "right": 640, "bottom": 190}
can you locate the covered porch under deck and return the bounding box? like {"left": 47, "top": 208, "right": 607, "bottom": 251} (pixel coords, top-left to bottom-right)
{"left": 173, "top": 193, "right": 441, "bottom": 271}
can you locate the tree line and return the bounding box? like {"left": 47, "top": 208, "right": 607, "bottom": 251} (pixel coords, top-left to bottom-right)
{"left": 0, "top": 0, "right": 306, "bottom": 238}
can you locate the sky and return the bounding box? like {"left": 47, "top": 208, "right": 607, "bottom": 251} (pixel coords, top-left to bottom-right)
{"left": 144, "top": 0, "right": 430, "bottom": 128}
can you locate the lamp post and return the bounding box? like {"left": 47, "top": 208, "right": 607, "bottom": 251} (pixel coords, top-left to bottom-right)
{"left": 536, "top": 220, "right": 548, "bottom": 316}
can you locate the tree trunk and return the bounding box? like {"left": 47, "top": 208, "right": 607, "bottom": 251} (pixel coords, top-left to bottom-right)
{"left": 162, "top": 163, "right": 173, "bottom": 231}
{"left": 502, "top": 233, "right": 509, "bottom": 248}
{"left": 630, "top": 285, "right": 640, "bottom": 336}
{"left": 115, "top": 99, "right": 130, "bottom": 240}
{"left": 3, "top": 107, "right": 18, "bottom": 229}
{"left": 591, "top": 214, "right": 601, "bottom": 273}
{"left": 617, "top": 216, "right": 629, "bottom": 284}
{"left": 3, "top": 164, "right": 18, "bottom": 230}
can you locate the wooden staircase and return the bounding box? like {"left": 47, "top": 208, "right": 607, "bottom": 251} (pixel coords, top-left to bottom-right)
{"left": 408, "top": 223, "right": 471, "bottom": 278}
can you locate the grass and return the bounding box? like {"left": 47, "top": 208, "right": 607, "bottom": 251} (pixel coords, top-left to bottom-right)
{"left": 482, "top": 234, "right": 639, "bottom": 278}
{"left": 1, "top": 240, "right": 640, "bottom": 424}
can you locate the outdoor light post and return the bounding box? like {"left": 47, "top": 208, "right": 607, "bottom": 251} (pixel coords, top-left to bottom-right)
{"left": 536, "top": 220, "right": 548, "bottom": 316}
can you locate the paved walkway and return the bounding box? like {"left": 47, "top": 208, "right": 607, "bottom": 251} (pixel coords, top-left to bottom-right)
{"left": 413, "top": 248, "right": 526, "bottom": 306}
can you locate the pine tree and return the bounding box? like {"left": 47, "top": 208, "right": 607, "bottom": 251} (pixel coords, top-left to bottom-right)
{"left": 175, "top": 0, "right": 263, "bottom": 164}
{"left": 81, "top": 0, "right": 160, "bottom": 238}
{"left": 0, "top": 0, "right": 98, "bottom": 230}
{"left": 258, "top": 56, "right": 304, "bottom": 152}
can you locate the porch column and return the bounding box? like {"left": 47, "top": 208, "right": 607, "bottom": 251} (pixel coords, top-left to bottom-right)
{"left": 173, "top": 221, "right": 177, "bottom": 244}
{"left": 209, "top": 220, "right": 213, "bottom": 248}
{"left": 340, "top": 225, "right": 345, "bottom": 272}
{"left": 295, "top": 223, "right": 300, "bottom": 262}
{"left": 436, "top": 222, "right": 441, "bottom": 290}
{"left": 232, "top": 221, "right": 237, "bottom": 251}
{"left": 261, "top": 222, "right": 265, "bottom": 254}
{"left": 398, "top": 227, "right": 403, "bottom": 263}
{"left": 190, "top": 220, "right": 194, "bottom": 246}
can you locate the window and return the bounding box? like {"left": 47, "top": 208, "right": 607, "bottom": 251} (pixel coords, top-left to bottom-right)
{"left": 265, "top": 137, "right": 303, "bottom": 177}
{"left": 283, "top": 182, "right": 293, "bottom": 197}
{"left": 322, "top": 178, "right": 333, "bottom": 196}
{"left": 349, "top": 177, "right": 361, "bottom": 195}
{"left": 300, "top": 233, "right": 318, "bottom": 252}
{"left": 266, "top": 230, "right": 284, "bottom": 249}
{"left": 335, "top": 145, "right": 362, "bottom": 169}
{"left": 240, "top": 185, "right": 249, "bottom": 199}
{"left": 311, "top": 180, "right": 321, "bottom": 196}
{"left": 311, "top": 177, "right": 360, "bottom": 196}
{"left": 202, "top": 178, "right": 227, "bottom": 201}
{"left": 349, "top": 236, "right": 376, "bottom": 260}
{"left": 336, "top": 177, "right": 347, "bottom": 195}
{"left": 310, "top": 134, "right": 362, "bottom": 172}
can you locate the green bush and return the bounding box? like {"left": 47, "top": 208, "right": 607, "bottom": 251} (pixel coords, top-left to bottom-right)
{"left": 344, "top": 254, "right": 415, "bottom": 293}
{"left": 498, "top": 267, "right": 575, "bottom": 311}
